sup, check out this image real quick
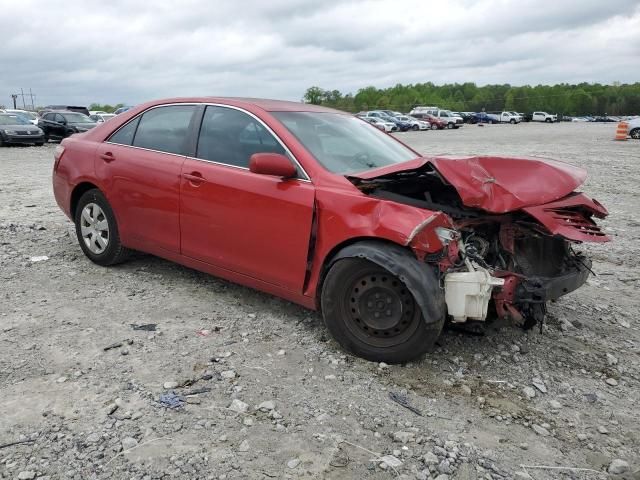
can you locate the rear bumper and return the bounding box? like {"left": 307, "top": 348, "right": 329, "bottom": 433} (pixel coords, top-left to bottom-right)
{"left": 515, "top": 257, "right": 591, "bottom": 303}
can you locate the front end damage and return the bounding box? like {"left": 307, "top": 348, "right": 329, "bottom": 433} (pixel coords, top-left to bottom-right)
{"left": 348, "top": 156, "right": 610, "bottom": 328}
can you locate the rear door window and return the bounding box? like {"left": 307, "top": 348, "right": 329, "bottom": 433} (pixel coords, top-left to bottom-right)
{"left": 132, "top": 105, "right": 196, "bottom": 155}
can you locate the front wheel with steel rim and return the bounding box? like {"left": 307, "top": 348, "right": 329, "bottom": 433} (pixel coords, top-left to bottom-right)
{"left": 74, "top": 189, "right": 130, "bottom": 266}
{"left": 321, "top": 258, "right": 444, "bottom": 363}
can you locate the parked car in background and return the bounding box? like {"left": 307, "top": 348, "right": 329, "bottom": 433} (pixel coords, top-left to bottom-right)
{"left": 362, "top": 111, "right": 411, "bottom": 131}
{"left": 488, "top": 112, "right": 521, "bottom": 123}
{"left": 627, "top": 117, "right": 640, "bottom": 139}
{"left": 361, "top": 116, "right": 397, "bottom": 132}
{"left": 394, "top": 115, "right": 430, "bottom": 131}
{"left": 43, "top": 105, "right": 90, "bottom": 116}
{"left": 470, "top": 112, "right": 499, "bottom": 124}
{"left": 409, "top": 107, "right": 463, "bottom": 129}
{"left": 114, "top": 106, "right": 134, "bottom": 115}
{"left": 39, "top": 111, "right": 97, "bottom": 142}
{"left": 410, "top": 113, "right": 446, "bottom": 129}
{"left": 452, "top": 112, "right": 473, "bottom": 123}
{"left": 90, "top": 113, "right": 117, "bottom": 123}
{"left": 4, "top": 109, "right": 38, "bottom": 125}
{"left": 51, "top": 97, "right": 610, "bottom": 363}
{"left": 0, "top": 113, "right": 45, "bottom": 146}
{"left": 531, "top": 112, "right": 557, "bottom": 123}
{"left": 89, "top": 110, "right": 109, "bottom": 116}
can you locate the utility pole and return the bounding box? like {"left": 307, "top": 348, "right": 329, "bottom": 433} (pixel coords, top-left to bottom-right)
{"left": 29, "top": 89, "right": 35, "bottom": 110}
{"left": 20, "top": 88, "right": 26, "bottom": 109}
{"left": 11, "top": 94, "right": 18, "bottom": 109}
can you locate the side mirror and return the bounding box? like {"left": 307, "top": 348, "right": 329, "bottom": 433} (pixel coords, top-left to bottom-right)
{"left": 249, "top": 153, "right": 297, "bottom": 178}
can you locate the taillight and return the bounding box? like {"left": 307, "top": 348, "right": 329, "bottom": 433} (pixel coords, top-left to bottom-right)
{"left": 53, "top": 145, "right": 65, "bottom": 171}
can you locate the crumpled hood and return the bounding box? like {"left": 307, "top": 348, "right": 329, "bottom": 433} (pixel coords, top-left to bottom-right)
{"left": 350, "top": 156, "right": 588, "bottom": 214}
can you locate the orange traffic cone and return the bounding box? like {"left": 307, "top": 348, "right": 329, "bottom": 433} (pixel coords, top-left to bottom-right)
{"left": 615, "top": 121, "right": 628, "bottom": 141}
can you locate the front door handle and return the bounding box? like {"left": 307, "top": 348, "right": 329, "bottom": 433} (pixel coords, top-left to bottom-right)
{"left": 100, "top": 152, "right": 115, "bottom": 162}
{"left": 183, "top": 171, "right": 205, "bottom": 185}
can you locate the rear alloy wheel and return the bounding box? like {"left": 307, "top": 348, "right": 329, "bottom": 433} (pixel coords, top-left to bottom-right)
{"left": 321, "top": 258, "right": 443, "bottom": 363}
{"left": 630, "top": 128, "right": 640, "bottom": 140}
{"left": 412, "top": 124, "right": 419, "bottom": 131}
{"left": 74, "top": 189, "right": 130, "bottom": 266}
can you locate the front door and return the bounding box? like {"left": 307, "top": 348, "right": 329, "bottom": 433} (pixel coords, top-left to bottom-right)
{"left": 179, "top": 105, "right": 315, "bottom": 292}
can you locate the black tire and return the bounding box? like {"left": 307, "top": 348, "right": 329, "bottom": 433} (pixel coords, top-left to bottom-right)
{"left": 321, "top": 258, "right": 444, "bottom": 363}
{"left": 0, "top": 137, "right": 4, "bottom": 147}
{"left": 430, "top": 124, "right": 438, "bottom": 130}
{"left": 412, "top": 124, "right": 419, "bottom": 131}
{"left": 510, "top": 119, "right": 516, "bottom": 124}
{"left": 447, "top": 123, "right": 454, "bottom": 129}
{"left": 43, "top": 132, "right": 49, "bottom": 143}
{"left": 630, "top": 128, "right": 640, "bottom": 140}
{"left": 74, "top": 189, "right": 130, "bottom": 266}
{"left": 35, "top": 142, "right": 44, "bottom": 146}
{"left": 545, "top": 118, "right": 552, "bottom": 123}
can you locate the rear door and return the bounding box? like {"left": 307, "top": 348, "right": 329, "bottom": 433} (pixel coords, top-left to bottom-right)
{"left": 95, "top": 105, "right": 198, "bottom": 253}
{"left": 179, "top": 105, "right": 315, "bottom": 292}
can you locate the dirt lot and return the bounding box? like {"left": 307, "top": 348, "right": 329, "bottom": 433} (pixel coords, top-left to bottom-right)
{"left": 1, "top": 122, "right": 638, "bottom": 480}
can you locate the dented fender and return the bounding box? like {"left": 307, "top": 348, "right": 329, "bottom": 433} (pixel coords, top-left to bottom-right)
{"left": 305, "top": 188, "right": 455, "bottom": 304}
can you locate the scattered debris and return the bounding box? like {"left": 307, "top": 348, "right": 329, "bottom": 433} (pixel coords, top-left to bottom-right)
{"left": 389, "top": 391, "right": 423, "bottom": 416}
{"left": 158, "top": 392, "right": 184, "bottom": 409}
{"left": 0, "top": 439, "right": 36, "bottom": 450}
{"left": 130, "top": 323, "right": 157, "bottom": 331}
{"left": 103, "top": 341, "right": 123, "bottom": 351}
{"left": 29, "top": 255, "right": 49, "bottom": 262}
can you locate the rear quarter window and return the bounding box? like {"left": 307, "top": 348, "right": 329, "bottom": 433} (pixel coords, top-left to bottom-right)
{"left": 108, "top": 117, "right": 141, "bottom": 146}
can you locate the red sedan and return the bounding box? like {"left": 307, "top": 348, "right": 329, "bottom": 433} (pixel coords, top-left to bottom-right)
{"left": 52, "top": 98, "right": 609, "bottom": 363}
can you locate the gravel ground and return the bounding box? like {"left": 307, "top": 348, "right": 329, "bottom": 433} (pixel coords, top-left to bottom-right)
{"left": 1, "top": 122, "right": 638, "bottom": 480}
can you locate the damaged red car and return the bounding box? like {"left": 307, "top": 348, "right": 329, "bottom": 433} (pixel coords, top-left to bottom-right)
{"left": 52, "top": 98, "right": 609, "bottom": 363}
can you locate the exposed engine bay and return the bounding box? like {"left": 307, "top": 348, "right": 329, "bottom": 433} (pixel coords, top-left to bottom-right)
{"left": 349, "top": 160, "right": 606, "bottom": 328}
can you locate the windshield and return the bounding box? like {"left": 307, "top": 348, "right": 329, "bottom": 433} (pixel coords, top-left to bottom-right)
{"left": 0, "top": 115, "right": 30, "bottom": 125}
{"left": 62, "top": 112, "right": 93, "bottom": 123}
{"left": 272, "top": 112, "right": 417, "bottom": 174}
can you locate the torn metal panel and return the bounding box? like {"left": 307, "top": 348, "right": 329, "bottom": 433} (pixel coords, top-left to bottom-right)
{"left": 522, "top": 193, "right": 610, "bottom": 243}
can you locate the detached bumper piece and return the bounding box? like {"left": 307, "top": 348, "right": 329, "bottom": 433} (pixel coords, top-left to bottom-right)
{"left": 515, "top": 257, "right": 592, "bottom": 304}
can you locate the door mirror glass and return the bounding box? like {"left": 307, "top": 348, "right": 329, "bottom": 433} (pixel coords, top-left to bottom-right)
{"left": 249, "top": 153, "right": 297, "bottom": 178}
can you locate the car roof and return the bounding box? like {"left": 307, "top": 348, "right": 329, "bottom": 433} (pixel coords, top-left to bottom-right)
{"left": 139, "top": 97, "right": 344, "bottom": 114}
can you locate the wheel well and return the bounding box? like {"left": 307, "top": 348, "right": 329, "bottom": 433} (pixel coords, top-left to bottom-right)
{"left": 70, "top": 182, "right": 99, "bottom": 220}
{"left": 318, "top": 239, "right": 445, "bottom": 325}
{"left": 316, "top": 237, "right": 410, "bottom": 308}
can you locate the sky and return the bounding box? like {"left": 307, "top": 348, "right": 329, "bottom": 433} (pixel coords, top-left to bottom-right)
{"left": 1, "top": 0, "right": 639, "bottom": 108}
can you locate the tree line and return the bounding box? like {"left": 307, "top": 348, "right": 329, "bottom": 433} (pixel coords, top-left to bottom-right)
{"left": 89, "top": 103, "right": 125, "bottom": 113}
{"left": 303, "top": 82, "right": 640, "bottom": 116}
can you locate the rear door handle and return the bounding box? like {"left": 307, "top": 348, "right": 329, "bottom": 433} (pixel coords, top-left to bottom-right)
{"left": 183, "top": 171, "right": 205, "bottom": 185}
{"left": 100, "top": 152, "right": 115, "bottom": 162}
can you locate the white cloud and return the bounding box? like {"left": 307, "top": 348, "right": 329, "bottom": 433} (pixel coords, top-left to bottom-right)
{"left": 0, "top": 0, "right": 638, "bottom": 107}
